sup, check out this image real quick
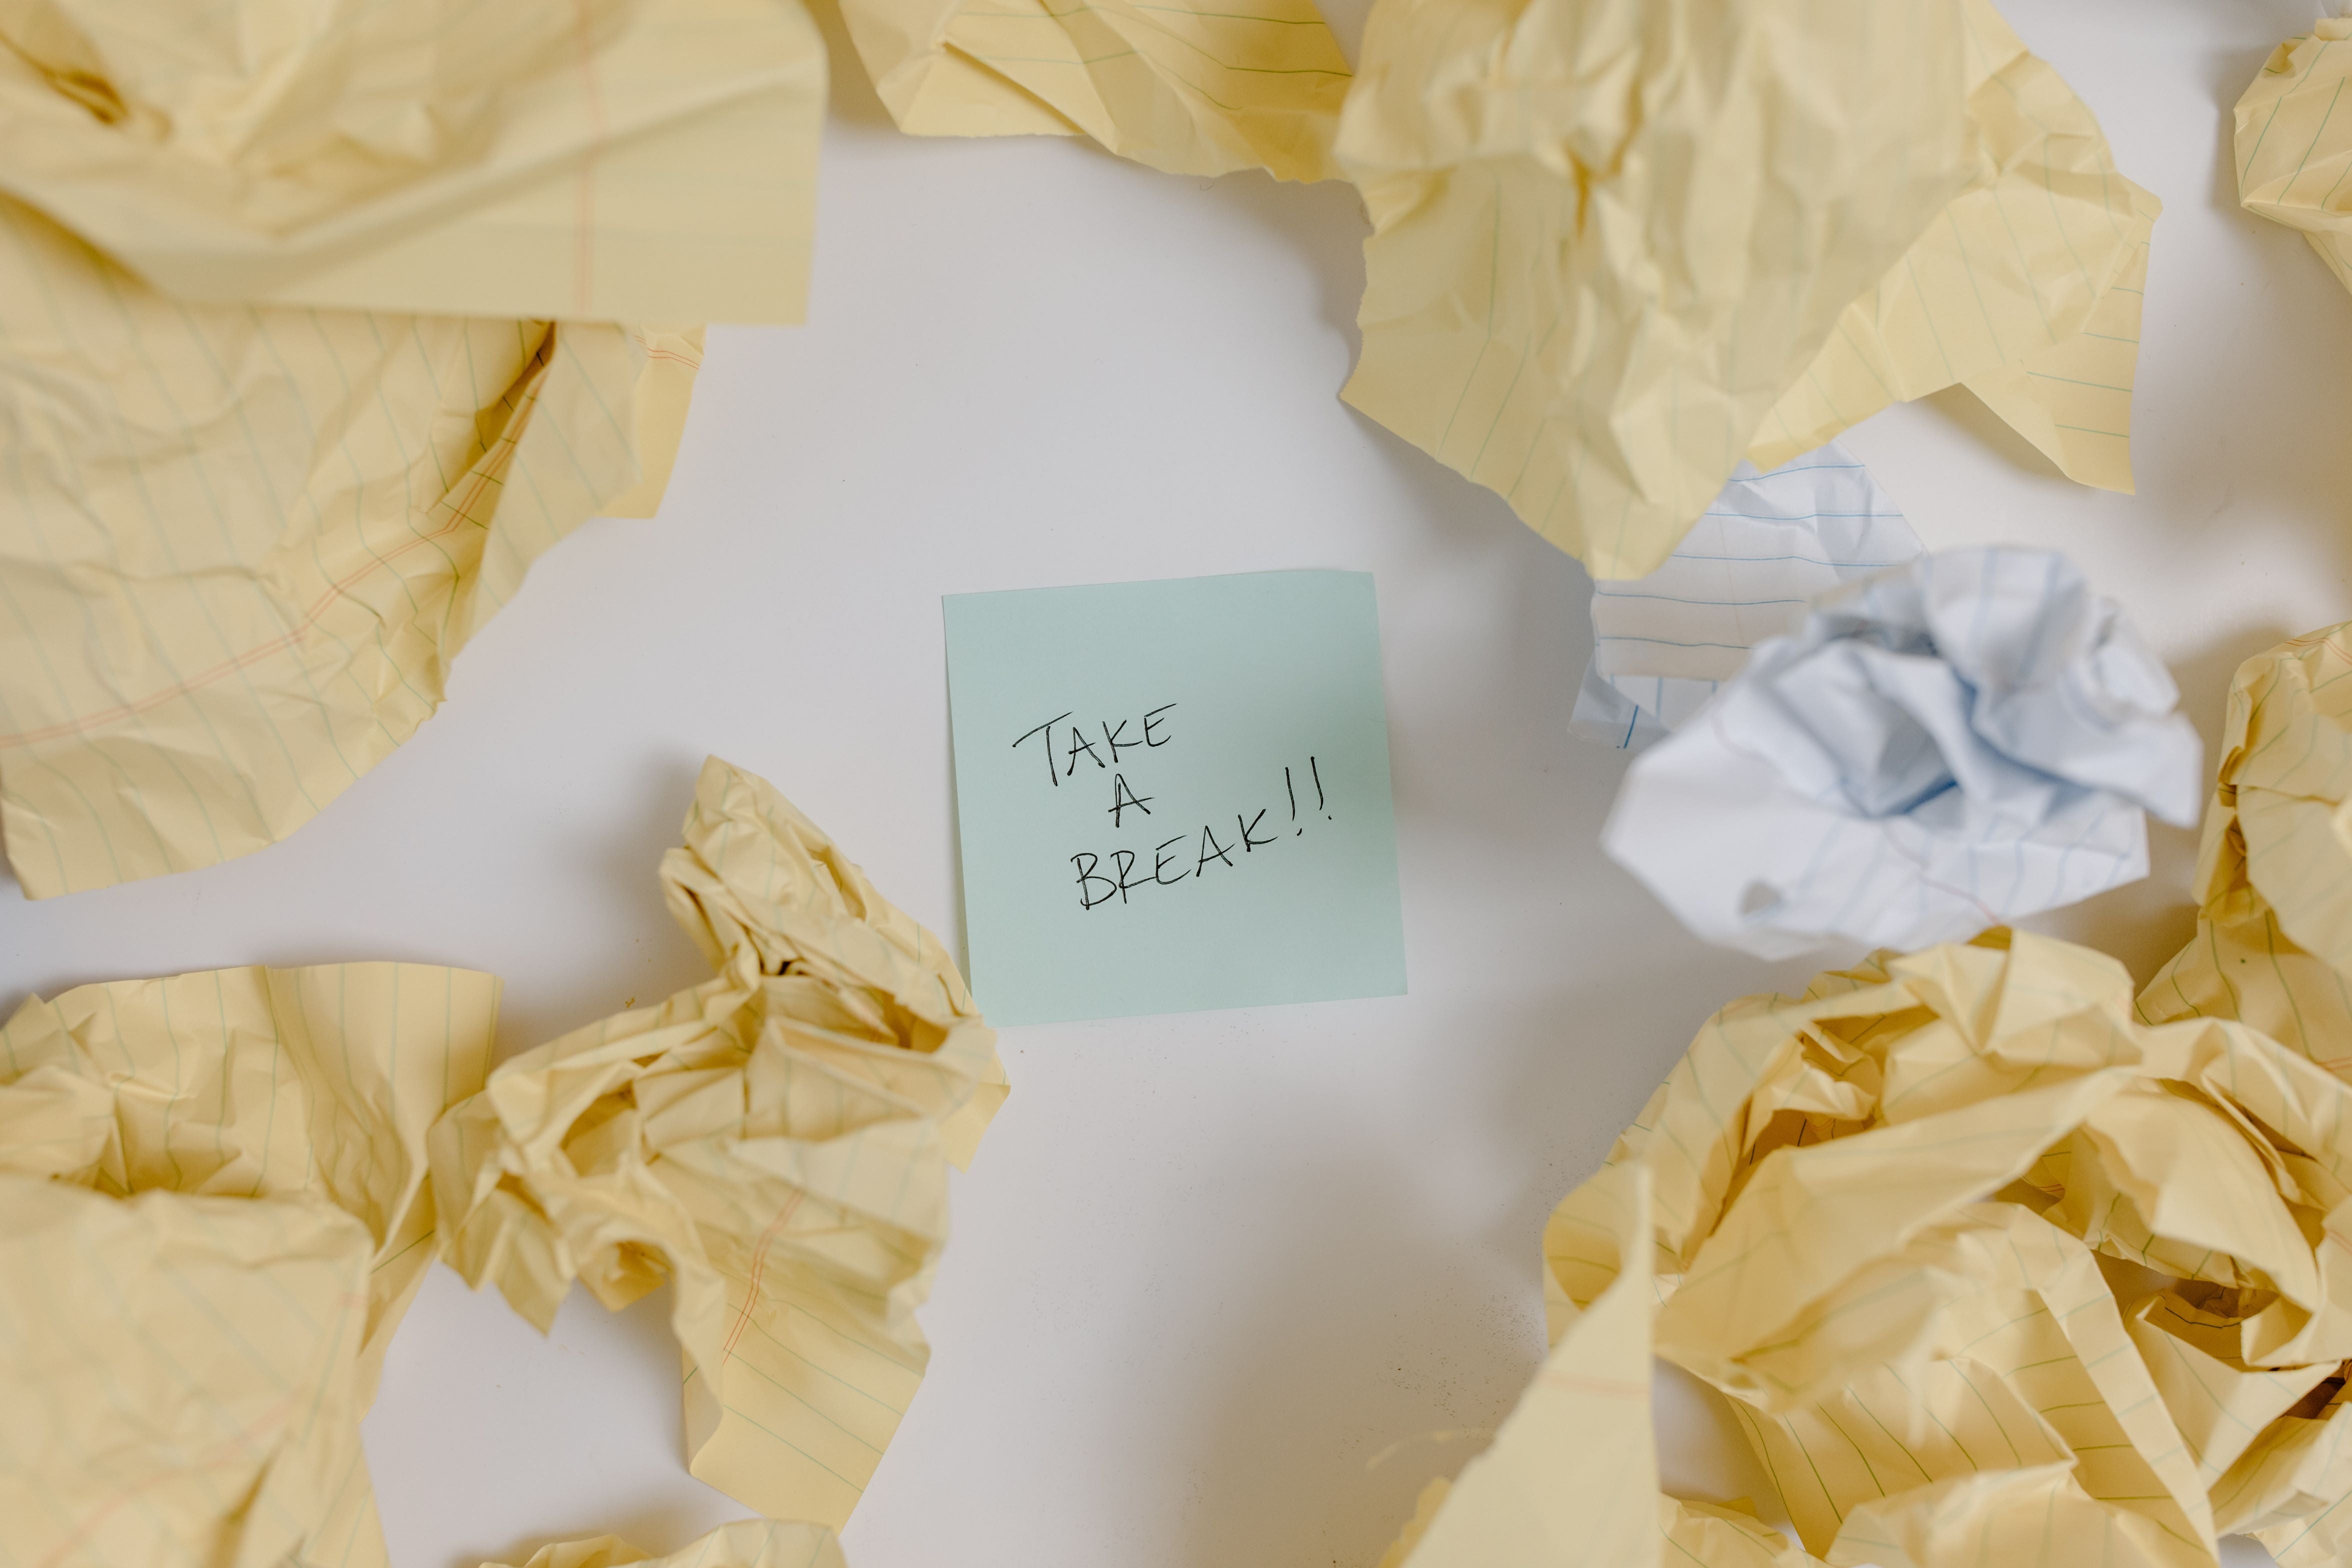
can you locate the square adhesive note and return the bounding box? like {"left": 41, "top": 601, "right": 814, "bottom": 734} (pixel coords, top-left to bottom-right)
{"left": 944, "top": 570, "right": 1406, "bottom": 1026}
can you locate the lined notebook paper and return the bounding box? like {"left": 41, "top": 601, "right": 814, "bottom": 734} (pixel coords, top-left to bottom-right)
{"left": 2238, "top": 21, "right": 2352, "bottom": 306}
{"left": 1750, "top": 0, "right": 2158, "bottom": 496}
{"left": 2140, "top": 622, "right": 2352, "bottom": 1075}
{"left": 1336, "top": 0, "right": 2152, "bottom": 582}
{"left": 433, "top": 756, "right": 1008, "bottom": 1530}
{"left": 1336, "top": 0, "right": 1968, "bottom": 580}
{"left": 0, "top": 196, "right": 700, "bottom": 899}
{"left": 1570, "top": 443, "right": 1921, "bottom": 750}
{"left": 840, "top": 0, "right": 1351, "bottom": 180}
{"left": 0, "top": 962, "right": 500, "bottom": 1568}
{"left": 1390, "top": 932, "right": 2352, "bottom": 1567}
{"left": 1600, "top": 547, "right": 2200, "bottom": 960}
{"left": 483, "top": 1521, "right": 848, "bottom": 1568}
{"left": 0, "top": 0, "right": 823, "bottom": 322}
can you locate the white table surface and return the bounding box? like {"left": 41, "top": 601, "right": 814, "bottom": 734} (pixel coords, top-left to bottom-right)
{"left": 4, "top": 2, "right": 2346, "bottom": 1564}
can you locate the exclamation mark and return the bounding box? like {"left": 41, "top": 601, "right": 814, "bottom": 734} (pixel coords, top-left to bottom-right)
{"left": 1311, "top": 756, "right": 1329, "bottom": 818}
{"left": 1286, "top": 766, "right": 1301, "bottom": 834}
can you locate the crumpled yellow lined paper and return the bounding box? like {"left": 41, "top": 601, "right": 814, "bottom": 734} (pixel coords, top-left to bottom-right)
{"left": 1334, "top": 0, "right": 1974, "bottom": 580}
{"left": 1338, "top": 0, "right": 2154, "bottom": 578}
{"left": 0, "top": 763, "right": 1000, "bottom": 1563}
{"left": 2140, "top": 624, "right": 2352, "bottom": 1074}
{"left": 434, "top": 755, "right": 1008, "bottom": 1530}
{"left": 1376, "top": 1164, "right": 1824, "bottom": 1568}
{"left": 1748, "top": 0, "right": 2158, "bottom": 496}
{"left": 0, "top": 196, "right": 702, "bottom": 900}
{"left": 836, "top": 0, "right": 1349, "bottom": 180}
{"left": 2238, "top": 22, "right": 2352, "bottom": 302}
{"left": 0, "top": 0, "right": 830, "bottom": 900}
{"left": 0, "top": 962, "right": 498, "bottom": 1568}
{"left": 0, "top": 0, "right": 824, "bottom": 322}
{"left": 482, "top": 1520, "right": 847, "bottom": 1568}
{"left": 1384, "top": 931, "right": 2352, "bottom": 1568}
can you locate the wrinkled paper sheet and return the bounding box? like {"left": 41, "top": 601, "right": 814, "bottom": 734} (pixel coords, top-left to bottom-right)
{"left": 0, "top": 0, "right": 824, "bottom": 322}
{"left": 482, "top": 1520, "right": 847, "bottom": 1568}
{"left": 1570, "top": 444, "right": 1921, "bottom": 750}
{"left": 1384, "top": 930, "right": 2352, "bottom": 1568}
{"left": 2239, "top": 20, "right": 2352, "bottom": 303}
{"left": 0, "top": 0, "right": 841, "bottom": 898}
{"left": 0, "top": 757, "right": 1001, "bottom": 1563}
{"left": 0, "top": 194, "right": 702, "bottom": 898}
{"left": 0, "top": 962, "right": 500, "bottom": 1568}
{"left": 1604, "top": 547, "right": 2201, "bottom": 958}
{"left": 838, "top": 0, "right": 1350, "bottom": 180}
{"left": 2141, "top": 622, "right": 2352, "bottom": 1073}
{"left": 1338, "top": 0, "right": 2156, "bottom": 580}
{"left": 1744, "top": 0, "right": 2158, "bottom": 494}
{"left": 434, "top": 756, "right": 1008, "bottom": 1530}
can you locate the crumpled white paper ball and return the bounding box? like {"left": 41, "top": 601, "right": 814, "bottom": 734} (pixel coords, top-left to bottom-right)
{"left": 1602, "top": 546, "right": 2202, "bottom": 958}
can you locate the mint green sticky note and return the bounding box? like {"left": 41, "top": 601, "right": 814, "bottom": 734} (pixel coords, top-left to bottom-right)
{"left": 944, "top": 570, "right": 1406, "bottom": 1026}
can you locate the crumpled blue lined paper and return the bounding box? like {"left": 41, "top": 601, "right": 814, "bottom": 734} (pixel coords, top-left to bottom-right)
{"left": 1572, "top": 444, "right": 1922, "bottom": 748}
{"left": 1602, "top": 547, "right": 2202, "bottom": 959}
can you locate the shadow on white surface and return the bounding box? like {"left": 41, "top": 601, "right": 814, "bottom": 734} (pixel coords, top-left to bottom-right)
{"left": 488, "top": 748, "right": 715, "bottom": 1058}
{"left": 367, "top": 1270, "right": 748, "bottom": 1568}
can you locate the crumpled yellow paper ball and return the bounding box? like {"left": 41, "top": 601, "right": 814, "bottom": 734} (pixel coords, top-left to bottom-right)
{"left": 2238, "top": 20, "right": 2352, "bottom": 302}
{"left": 2141, "top": 622, "right": 2352, "bottom": 1070}
{"left": 0, "top": 0, "right": 824, "bottom": 320}
{"left": 836, "top": 0, "right": 1351, "bottom": 180}
{"left": 1338, "top": 0, "right": 2156, "bottom": 579}
{"left": 0, "top": 962, "right": 500, "bottom": 1568}
{"left": 1386, "top": 930, "right": 2352, "bottom": 1568}
{"left": 478, "top": 1520, "right": 846, "bottom": 1568}
{"left": 432, "top": 755, "right": 1009, "bottom": 1532}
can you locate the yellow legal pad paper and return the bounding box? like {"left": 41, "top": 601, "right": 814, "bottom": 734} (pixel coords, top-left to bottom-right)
{"left": 1338, "top": 0, "right": 2155, "bottom": 580}
{"left": 480, "top": 1520, "right": 846, "bottom": 1568}
{"left": 0, "top": 765, "right": 994, "bottom": 1558}
{"left": 0, "top": 198, "right": 702, "bottom": 900}
{"left": 0, "top": 0, "right": 824, "bottom": 323}
{"left": 0, "top": 0, "right": 826, "bottom": 898}
{"left": 434, "top": 756, "right": 1008, "bottom": 1530}
{"left": 2238, "top": 21, "right": 2352, "bottom": 302}
{"left": 2140, "top": 622, "right": 2352, "bottom": 1072}
{"left": 0, "top": 962, "right": 498, "bottom": 1568}
{"left": 1749, "top": 0, "right": 2159, "bottom": 496}
{"left": 1382, "top": 931, "right": 2352, "bottom": 1568}
{"left": 837, "top": 0, "right": 1350, "bottom": 180}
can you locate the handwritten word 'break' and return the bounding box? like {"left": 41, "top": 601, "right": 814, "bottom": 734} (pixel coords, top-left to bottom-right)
{"left": 1070, "top": 756, "right": 1331, "bottom": 912}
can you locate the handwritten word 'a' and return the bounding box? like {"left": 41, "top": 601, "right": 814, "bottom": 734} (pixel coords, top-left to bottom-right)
{"left": 1012, "top": 705, "right": 1176, "bottom": 787}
